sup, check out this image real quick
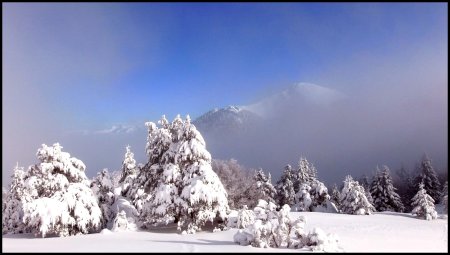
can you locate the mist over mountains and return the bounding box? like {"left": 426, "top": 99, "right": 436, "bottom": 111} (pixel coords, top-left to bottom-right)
{"left": 193, "top": 82, "right": 447, "bottom": 186}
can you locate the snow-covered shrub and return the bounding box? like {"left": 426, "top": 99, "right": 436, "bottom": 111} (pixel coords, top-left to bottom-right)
{"left": 340, "top": 175, "right": 375, "bottom": 215}
{"left": 233, "top": 200, "right": 342, "bottom": 251}
{"left": 305, "top": 227, "right": 341, "bottom": 252}
{"left": 91, "top": 168, "right": 116, "bottom": 229}
{"left": 370, "top": 166, "right": 404, "bottom": 212}
{"left": 2, "top": 164, "right": 28, "bottom": 234}
{"left": 111, "top": 210, "right": 129, "bottom": 232}
{"left": 293, "top": 183, "right": 312, "bottom": 212}
{"left": 411, "top": 183, "right": 438, "bottom": 220}
{"left": 21, "top": 143, "right": 101, "bottom": 237}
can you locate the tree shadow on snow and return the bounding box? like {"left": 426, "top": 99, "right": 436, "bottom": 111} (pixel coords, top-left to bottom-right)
{"left": 374, "top": 211, "right": 419, "bottom": 219}
{"left": 2, "top": 232, "right": 61, "bottom": 239}
{"left": 150, "top": 239, "right": 235, "bottom": 246}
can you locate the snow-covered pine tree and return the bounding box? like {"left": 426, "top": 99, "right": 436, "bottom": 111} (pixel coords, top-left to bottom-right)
{"left": 140, "top": 115, "right": 229, "bottom": 234}
{"left": 441, "top": 181, "right": 448, "bottom": 214}
{"left": 330, "top": 184, "right": 341, "bottom": 211}
{"left": 249, "top": 169, "right": 277, "bottom": 208}
{"left": 91, "top": 168, "right": 116, "bottom": 229}
{"left": 293, "top": 183, "right": 312, "bottom": 212}
{"left": 119, "top": 145, "right": 138, "bottom": 197}
{"left": 414, "top": 154, "right": 442, "bottom": 203}
{"left": 294, "top": 157, "right": 317, "bottom": 192}
{"left": 339, "top": 175, "right": 375, "bottom": 215}
{"left": 2, "top": 163, "right": 28, "bottom": 234}
{"left": 22, "top": 143, "right": 102, "bottom": 237}
{"left": 370, "top": 166, "right": 405, "bottom": 212}
{"left": 275, "top": 165, "right": 296, "bottom": 207}
{"left": 291, "top": 157, "right": 332, "bottom": 212}
{"left": 309, "top": 180, "right": 330, "bottom": 209}
{"left": 411, "top": 183, "right": 438, "bottom": 220}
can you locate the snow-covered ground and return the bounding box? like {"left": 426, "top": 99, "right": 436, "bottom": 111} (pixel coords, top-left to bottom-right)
{"left": 3, "top": 211, "right": 447, "bottom": 252}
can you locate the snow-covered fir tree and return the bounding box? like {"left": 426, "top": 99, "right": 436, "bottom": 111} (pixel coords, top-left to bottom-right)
{"left": 293, "top": 183, "right": 312, "bottom": 212}
{"left": 91, "top": 168, "right": 116, "bottom": 229}
{"left": 411, "top": 183, "right": 438, "bottom": 220}
{"left": 295, "top": 157, "right": 317, "bottom": 190}
{"left": 414, "top": 154, "right": 442, "bottom": 203}
{"left": 119, "top": 145, "right": 138, "bottom": 197}
{"left": 290, "top": 157, "right": 333, "bottom": 212}
{"left": 358, "top": 175, "right": 374, "bottom": 205}
{"left": 248, "top": 169, "right": 277, "bottom": 208}
{"left": 370, "top": 166, "right": 405, "bottom": 212}
{"left": 340, "top": 175, "right": 375, "bottom": 215}
{"left": 21, "top": 143, "right": 102, "bottom": 237}
{"left": 2, "top": 163, "right": 28, "bottom": 234}
{"left": 275, "top": 165, "right": 296, "bottom": 207}
{"left": 139, "top": 115, "right": 229, "bottom": 234}
{"left": 330, "top": 184, "right": 341, "bottom": 211}
{"left": 442, "top": 182, "right": 448, "bottom": 214}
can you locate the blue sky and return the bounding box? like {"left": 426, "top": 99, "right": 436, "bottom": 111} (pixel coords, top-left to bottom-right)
{"left": 3, "top": 3, "right": 447, "bottom": 185}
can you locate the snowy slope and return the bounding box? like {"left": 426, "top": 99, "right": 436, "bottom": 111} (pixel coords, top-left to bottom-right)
{"left": 3, "top": 212, "right": 447, "bottom": 252}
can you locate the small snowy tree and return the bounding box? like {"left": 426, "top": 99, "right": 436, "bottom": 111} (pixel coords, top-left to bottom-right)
{"left": 111, "top": 210, "right": 129, "bottom": 232}
{"left": 22, "top": 143, "right": 102, "bottom": 237}
{"left": 91, "top": 168, "right": 115, "bottom": 229}
{"left": 442, "top": 182, "right": 448, "bottom": 214}
{"left": 330, "top": 184, "right": 341, "bottom": 211}
{"left": 119, "top": 145, "right": 138, "bottom": 197}
{"left": 340, "top": 175, "right": 375, "bottom": 215}
{"left": 275, "top": 165, "right": 296, "bottom": 207}
{"left": 237, "top": 205, "right": 255, "bottom": 229}
{"left": 411, "top": 183, "right": 438, "bottom": 220}
{"left": 248, "top": 169, "right": 277, "bottom": 208}
{"left": 2, "top": 163, "right": 28, "bottom": 234}
{"left": 293, "top": 183, "right": 312, "bottom": 212}
{"left": 294, "top": 157, "right": 317, "bottom": 191}
{"left": 414, "top": 154, "right": 442, "bottom": 203}
{"left": 370, "top": 166, "right": 405, "bottom": 212}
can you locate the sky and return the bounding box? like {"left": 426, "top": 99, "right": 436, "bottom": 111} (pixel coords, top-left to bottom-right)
{"left": 3, "top": 3, "right": 448, "bottom": 187}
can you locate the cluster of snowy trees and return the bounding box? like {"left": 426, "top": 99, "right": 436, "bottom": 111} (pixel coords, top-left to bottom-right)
{"left": 3, "top": 115, "right": 230, "bottom": 236}
{"left": 3, "top": 144, "right": 102, "bottom": 237}
{"left": 233, "top": 200, "right": 342, "bottom": 251}
{"left": 328, "top": 155, "right": 446, "bottom": 220}
{"left": 3, "top": 113, "right": 446, "bottom": 238}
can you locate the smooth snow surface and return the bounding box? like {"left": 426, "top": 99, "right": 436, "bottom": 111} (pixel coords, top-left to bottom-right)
{"left": 3, "top": 212, "right": 447, "bottom": 252}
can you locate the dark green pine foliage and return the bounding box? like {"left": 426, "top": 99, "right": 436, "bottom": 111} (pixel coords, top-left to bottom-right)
{"left": 275, "top": 165, "right": 296, "bottom": 207}
{"left": 414, "top": 154, "right": 441, "bottom": 203}
{"left": 370, "top": 165, "right": 405, "bottom": 212}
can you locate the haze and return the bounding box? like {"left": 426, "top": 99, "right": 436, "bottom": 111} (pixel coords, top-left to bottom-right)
{"left": 3, "top": 3, "right": 447, "bottom": 187}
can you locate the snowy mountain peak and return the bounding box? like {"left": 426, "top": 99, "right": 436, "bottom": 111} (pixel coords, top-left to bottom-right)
{"left": 193, "top": 105, "right": 260, "bottom": 134}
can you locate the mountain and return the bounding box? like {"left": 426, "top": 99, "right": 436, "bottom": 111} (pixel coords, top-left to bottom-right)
{"left": 193, "top": 83, "right": 345, "bottom": 134}
{"left": 241, "top": 82, "right": 345, "bottom": 117}
{"left": 193, "top": 105, "right": 261, "bottom": 135}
